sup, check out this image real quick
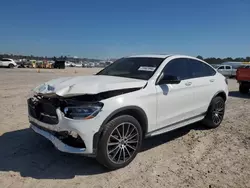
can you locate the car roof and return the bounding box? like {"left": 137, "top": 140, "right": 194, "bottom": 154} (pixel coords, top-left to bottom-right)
{"left": 128, "top": 54, "right": 172, "bottom": 58}
{"left": 126, "top": 54, "right": 215, "bottom": 68}
{"left": 127, "top": 54, "right": 209, "bottom": 62}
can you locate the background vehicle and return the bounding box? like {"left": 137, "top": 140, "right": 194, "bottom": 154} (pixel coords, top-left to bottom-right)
{"left": 52, "top": 60, "right": 65, "bottom": 69}
{"left": 216, "top": 65, "right": 237, "bottom": 77}
{"left": 65, "top": 61, "right": 76, "bottom": 67}
{"left": 28, "top": 55, "right": 228, "bottom": 170}
{"left": 236, "top": 66, "right": 250, "bottom": 94}
{"left": 0, "top": 58, "right": 17, "bottom": 68}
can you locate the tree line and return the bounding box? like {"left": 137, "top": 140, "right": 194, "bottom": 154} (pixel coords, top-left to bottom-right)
{"left": 196, "top": 56, "right": 250, "bottom": 64}
{"left": 0, "top": 53, "right": 250, "bottom": 64}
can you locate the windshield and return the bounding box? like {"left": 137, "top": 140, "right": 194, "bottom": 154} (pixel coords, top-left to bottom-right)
{"left": 96, "top": 57, "right": 164, "bottom": 80}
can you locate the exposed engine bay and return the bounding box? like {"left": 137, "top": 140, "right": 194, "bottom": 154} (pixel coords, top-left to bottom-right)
{"left": 28, "top": 87, "right": 141, "bottom": 124}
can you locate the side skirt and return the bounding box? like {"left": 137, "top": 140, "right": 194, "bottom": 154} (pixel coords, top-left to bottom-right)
{"left": 145, "top": 114, "right": 205, "bottom": 138}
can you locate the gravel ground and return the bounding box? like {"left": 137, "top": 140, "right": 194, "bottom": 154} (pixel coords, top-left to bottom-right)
{"left": 0, "top": 68, "right": 249, "bottom": 188}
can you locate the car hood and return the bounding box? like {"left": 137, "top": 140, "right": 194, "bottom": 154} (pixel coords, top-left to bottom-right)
{"left": 33, "top": 75, "right": 147, "bottom": 97}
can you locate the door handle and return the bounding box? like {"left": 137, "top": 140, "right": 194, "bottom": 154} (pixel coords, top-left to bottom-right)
{"left": 210, "top": 79, "right": 215, "bottom": 82}
{"left": 185, "top": 82, "right": 192, "bottom": 86}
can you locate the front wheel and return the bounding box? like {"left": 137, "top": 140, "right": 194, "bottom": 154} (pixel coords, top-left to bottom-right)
{"left": 96, "top": 115, "right": 143, "bottom": 170}
{"left": 203, "top": 96, "right": 225, "bottom": 128}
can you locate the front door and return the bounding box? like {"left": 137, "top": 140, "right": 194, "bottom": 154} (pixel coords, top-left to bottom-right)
{"left": 156, "top": 58, "right": 195, "bottom": 128}
{"left": 217, "top": 65, "right": 226, "bottom": 76}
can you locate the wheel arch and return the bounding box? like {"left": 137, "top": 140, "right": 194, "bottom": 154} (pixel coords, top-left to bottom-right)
{"left": 8, "top": 63, "right": 15, "bottom": 67}
{"left": 205, "top": 90, "right": 227, "bottom": 113}
{"left": 93, "top": 106, "right": 148, "bottom": 153}
{"left": 206, "top": 90, "right": 227, "bottom": 113}
{"left": 101, "top": 106, "right": 148, "bottom": 134}
{"left": 213, "top": 90, "right": 227, "bottom": 102}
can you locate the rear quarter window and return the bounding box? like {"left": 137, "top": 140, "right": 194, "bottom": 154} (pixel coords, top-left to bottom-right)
{"left": 189, "top": 59, "right": 216, "bottom": 78}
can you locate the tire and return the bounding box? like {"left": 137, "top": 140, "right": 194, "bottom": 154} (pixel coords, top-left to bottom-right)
{"left": 203, "top": 96, "right": 225, "bottom": 128}
{"left": 8, "top": 64, "right": 14, "bottom": 68}
{"left": 96, "top": 115, "right": 143, "bottom": 170}
{"left": 239, "top": 84, "right": 249, "bottom": 94}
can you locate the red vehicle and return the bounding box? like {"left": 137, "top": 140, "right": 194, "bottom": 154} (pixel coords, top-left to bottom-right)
{"left": 236, "top": 65, "right": 250, "bottom": 94}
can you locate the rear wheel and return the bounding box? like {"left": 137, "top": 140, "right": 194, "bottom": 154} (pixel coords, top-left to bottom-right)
{"left": 203, "top": 96, "right": 225, "bottom": 128}
{"left": 239, "top": 84, "right": 249, "bottom": 94}
{"left": 8, "top": 64, "right": 14, "bottom": 68}
{"left": 96, "top": 115, "right": 143, "bottom": 170}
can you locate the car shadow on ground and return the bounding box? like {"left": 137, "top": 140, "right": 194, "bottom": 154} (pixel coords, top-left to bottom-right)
{"left": 0, "top": 123, "right": 207, "bottom": 179}
{"left": 229, "top": 91, "right": 250, "bottom": 99}
{"left": 0, "top": 128, "right": 107, "bottom": 179}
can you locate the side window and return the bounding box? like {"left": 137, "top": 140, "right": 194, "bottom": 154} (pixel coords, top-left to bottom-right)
{"left": 2, "top": 59, "right": 11, "bottom": 62}
{"left": 1, "top": 59, "right": 9, "bottom": 62}
{"left": 163, "top": 58, "right": 191, "bottom": 80}
{"left": 218, "top": 66, "right": 224, "bottom": 70}
{"left": 202, "top": 62, "right": 217, "bottom": 76}
{"left": 226, "top": 66, "right": 231, "bottom": 70}
{"left": 189, "top": 59, "right": 216, "bottom": 78}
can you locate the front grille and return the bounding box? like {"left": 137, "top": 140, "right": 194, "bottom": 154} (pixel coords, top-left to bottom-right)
{"left": 28, "top": 97, "right": 59, "bottom": 125}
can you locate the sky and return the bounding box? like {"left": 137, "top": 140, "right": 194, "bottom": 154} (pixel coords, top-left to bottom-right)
{"left": 0, "top": 0, "right": 250, "bottom": 59}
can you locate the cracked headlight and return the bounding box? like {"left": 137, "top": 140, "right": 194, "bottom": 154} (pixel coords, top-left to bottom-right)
{"left": 63, "top": 103, "right": 103, "bottom": 120}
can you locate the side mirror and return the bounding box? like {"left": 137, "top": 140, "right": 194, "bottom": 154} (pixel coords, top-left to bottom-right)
{"left": 157, "top": 74, "right": 181, "bottom": 85}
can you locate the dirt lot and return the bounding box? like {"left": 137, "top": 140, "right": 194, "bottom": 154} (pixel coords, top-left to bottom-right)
{"left": 0, "top": 68, "right": 249, "bottom": 188}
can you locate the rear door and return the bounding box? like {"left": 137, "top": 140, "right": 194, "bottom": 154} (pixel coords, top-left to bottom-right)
{"left": 225, "top": 65, "right": 232, "bottom": 76}
{"left": 187, "top": 59, "right": 217, "bottom": 115}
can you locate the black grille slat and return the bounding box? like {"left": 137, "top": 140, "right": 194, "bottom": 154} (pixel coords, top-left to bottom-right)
{"left": 28, "top": 97, "right": 59, "bottom": 125}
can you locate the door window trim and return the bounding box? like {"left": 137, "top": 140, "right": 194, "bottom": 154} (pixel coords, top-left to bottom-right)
{"left": 218, "top": 66, "right": 225, "bottom": 70}
{"left": 155, "top": 57, "right": 191, "bottom": 85}
{"left": 188, "top": 58, "right": 216, "bottom": 78}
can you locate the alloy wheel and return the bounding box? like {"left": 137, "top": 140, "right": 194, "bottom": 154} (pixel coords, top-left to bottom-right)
{"left": 212, "top": 100, "right": 225, "bottom": 125}
{"left": 107, "top": 122, "right": 139, "bottom": 164}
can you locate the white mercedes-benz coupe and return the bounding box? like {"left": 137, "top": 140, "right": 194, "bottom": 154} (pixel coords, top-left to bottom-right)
{"left": 28, "top": 54, "right": 228, "bottom": 169}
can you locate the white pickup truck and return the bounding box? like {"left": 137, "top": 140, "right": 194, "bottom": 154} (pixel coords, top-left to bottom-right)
{"left": 0, "top": 58, "right": 17, "bottom": 68}
{"left": 214, "top": 64, "right": 237, "bottom": 78}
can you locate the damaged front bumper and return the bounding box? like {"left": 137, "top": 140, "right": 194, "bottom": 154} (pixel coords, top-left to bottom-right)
{"left": 28, "top": 106, "right": 107, "bottom": 156}
{"left": 27, "top": 89, "right": 131, "bottom": 156}
{"left": 30, "top": 124, "right": 86, "bottom": 154}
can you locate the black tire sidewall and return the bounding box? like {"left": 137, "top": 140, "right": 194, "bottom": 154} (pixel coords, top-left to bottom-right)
{"left": 97, "top": 115, "right": 143, "bottom": 170}
{"left": 9, "top": 64, "right": 14, "bottom": 68}
{"left": 204, "top": 96, "right": 225, "bottom": 128}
